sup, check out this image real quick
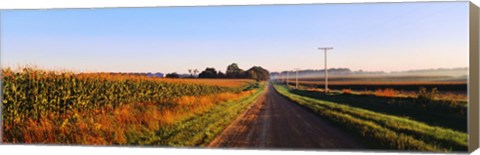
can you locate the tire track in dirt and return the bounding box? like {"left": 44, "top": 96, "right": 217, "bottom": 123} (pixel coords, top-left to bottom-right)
{"left": 208, "top": 84, "right": 365, "bottom": 149}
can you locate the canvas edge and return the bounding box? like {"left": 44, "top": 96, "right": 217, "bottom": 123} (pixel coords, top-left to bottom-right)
{"left": 469, "top": 1, "right": 479, "bottom": 153}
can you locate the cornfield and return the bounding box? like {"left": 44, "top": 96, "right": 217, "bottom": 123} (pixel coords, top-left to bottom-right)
{"left": 2, "top": 67, "right": 254, "bottom": 129}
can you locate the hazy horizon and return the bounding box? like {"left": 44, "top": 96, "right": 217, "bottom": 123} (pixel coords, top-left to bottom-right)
{"left": 1, "top": 2, "right": 469, "bottom": 74}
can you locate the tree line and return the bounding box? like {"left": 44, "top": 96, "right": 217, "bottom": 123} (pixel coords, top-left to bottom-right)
{"left": 166, "top": 63, "right": 270, "bottom": 81}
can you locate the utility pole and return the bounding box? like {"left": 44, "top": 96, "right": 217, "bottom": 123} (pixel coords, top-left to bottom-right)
{"left": 294, "top": 68, "right": 300, "bottom": 89}
{"left": 318, "top": 47, "right": 333, "bottom": 93}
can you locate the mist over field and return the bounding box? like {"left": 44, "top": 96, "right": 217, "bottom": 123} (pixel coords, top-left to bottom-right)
{"left": 271, "top": 67, "right": 468, "bottom": 82}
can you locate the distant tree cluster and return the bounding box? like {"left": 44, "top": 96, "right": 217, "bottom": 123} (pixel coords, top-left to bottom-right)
{"left": 198, "top": 68, "right": 220, "bottom": 78}
{"left": 165, "top": 72, "right": 180, "bottom": 78}
{"left": 226, "top": 63, "right": 245, "bottom": 78}
{"left": 198, "top": 63, "right": 270, "bottom": 81}
{"left": 245, "top": 66, "right": 270, "bottom": 81}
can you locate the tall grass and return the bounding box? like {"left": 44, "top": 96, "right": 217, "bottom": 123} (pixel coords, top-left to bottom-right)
{"left": 2, "top": 67, "right": 259, "bottom": 144}
{"left": 2, "top": 68, "right": 251, "bottom": 122}
{"left": 150, "top": 83, "right": 265, "bottom": 146}
{"left": 273, "top": 84, "right": 467, "bottom": 152}
{"left": 5, "top": 88, "right": 262, "bottom": 145}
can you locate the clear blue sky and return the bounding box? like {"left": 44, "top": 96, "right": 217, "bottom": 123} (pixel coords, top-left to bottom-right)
{"left": 1, "top": 2, "right": 469, "bottom": 73}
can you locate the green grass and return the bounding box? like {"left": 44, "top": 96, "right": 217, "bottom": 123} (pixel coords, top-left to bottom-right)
{"left": 273, "top": 84, "right": 467, "bottom": 152}
{"left": 129, "top": 82, "right": 266, "bottom": 146}
{"left": 287, "top": 87, "right": 466, "bottom": 132}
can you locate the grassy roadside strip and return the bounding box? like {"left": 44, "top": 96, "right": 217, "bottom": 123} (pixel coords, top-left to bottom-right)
{"left": 289, "top": 87, "right": 466, "bottom": 132}
{"left": 140, "top": 82, "right": 266, "bottom": 146}
{"left": 273, "top": 84, "right": 467, "bottom": 152}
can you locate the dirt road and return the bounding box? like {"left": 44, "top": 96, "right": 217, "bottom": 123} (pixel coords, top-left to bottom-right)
{"left": 208, "top": 84, "right": 365, "bottom": 149}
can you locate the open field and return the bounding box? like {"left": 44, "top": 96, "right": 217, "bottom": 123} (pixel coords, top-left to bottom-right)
{"left": 296, "top": 75, "right": 467, "bottom": 82}
{"left": 2, "top": 68, "right": 264, "bottom": 145}
{"left": 273, "top": 84, "right": 467, "bottom": 152}
{"left": 280, "top": 76, "right": 467, "bottom": 101}
{"left": 78, "top": 72, "right": 255, "bottom": 88}
{"left": 2, "top": 67, "right": 468, "bottom": 152}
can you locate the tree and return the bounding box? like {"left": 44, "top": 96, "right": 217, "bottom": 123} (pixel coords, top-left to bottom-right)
{"left": 193, "top": 69, "right": 199, "bottom": 77}
{"left": 245, "top": 66, "right": 270, "bottom": 81}
{"left": 218, "top": 71, "right": 226, "bottom": 78}
{"left": 226, "top": 63, "right": 245, "bottom": 78}
{"left": 246, "top": 69, "right": 258, "bottom": 80}
{"left": 198, "top": 68, "right": 218, "bottom": 78}
{"left": 188, "top": 69, "right": 193, "bottom": 77}
{"left": 165, "top": 72, "right": 180, "bottom": 78}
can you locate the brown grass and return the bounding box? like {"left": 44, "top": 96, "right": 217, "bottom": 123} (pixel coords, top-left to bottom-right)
{"left": 374, "top": 88, "right": 398, "bottom": 97}
{"left": 342, "top": 89, "right": 352, "bottom": 94}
